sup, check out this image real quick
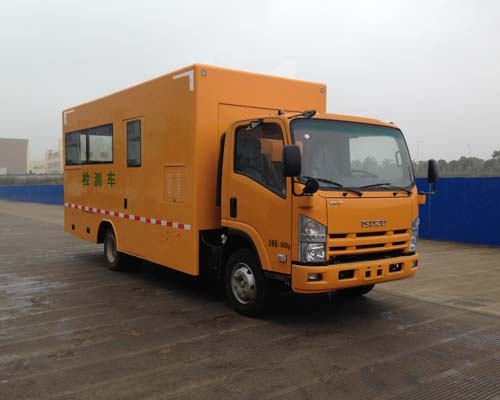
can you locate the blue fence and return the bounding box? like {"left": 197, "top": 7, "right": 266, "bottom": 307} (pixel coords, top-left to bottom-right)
{"left": 417, "top": 177, "right": 500, "bottom": 246}
{"left": 0, "top": 184, "right": 63, "bottom": 205}
{"left": 1, "top": 180, "right": 499, "bottom": 245}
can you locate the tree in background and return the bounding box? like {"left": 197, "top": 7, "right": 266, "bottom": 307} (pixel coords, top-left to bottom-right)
{"left": 413, "top": 150, "right": 500, "bottom": 177}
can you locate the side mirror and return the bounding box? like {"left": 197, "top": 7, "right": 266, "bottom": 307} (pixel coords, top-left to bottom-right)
{"left": 427, "top": 159, "right": 439, "bottom": 184}
{"left": 418, "top": 159, "right": 439, "bottom": 196}
{"left": 283, "top": 145, "right": 301, "bottom": 177}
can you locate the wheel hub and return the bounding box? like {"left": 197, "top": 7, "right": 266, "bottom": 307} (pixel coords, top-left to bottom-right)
{"left": 231, "top": 263, "right": 256, "bottom": 304}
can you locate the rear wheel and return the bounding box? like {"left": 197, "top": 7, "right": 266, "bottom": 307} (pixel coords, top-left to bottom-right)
{"left": 225, "top": 249, "right": 268, "bottom": 317}
{"left": 103, "top": 228, "right": 125, "bottom": 271}
{"left": 338, "top": 284, "right": 375, "bottom": 297}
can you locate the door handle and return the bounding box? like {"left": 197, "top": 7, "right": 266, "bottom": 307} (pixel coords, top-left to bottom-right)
{"left": 230, "top": 197, "right": 237, "bottom": 218}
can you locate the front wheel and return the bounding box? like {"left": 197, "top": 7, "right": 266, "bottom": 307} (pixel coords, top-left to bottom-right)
{"left": 225, "top": 249, "right": 268, "bottom": 317}
{"left": 103, "top": 228, "right": 125, "bottom": 271}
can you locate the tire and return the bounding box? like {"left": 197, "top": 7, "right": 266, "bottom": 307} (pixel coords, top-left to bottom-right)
{"left": 103, "top": 228, "right": 125, "bottom": 271}
{"left": 225, "top": 249, "right": 268, "bottom": 317}
{"left": 338, "top": 284, "right": 375, "bottom": 297}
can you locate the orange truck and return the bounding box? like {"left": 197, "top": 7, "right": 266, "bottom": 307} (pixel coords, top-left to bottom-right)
{"left": 63, "top": 64, "right": 438, "bottom": 316}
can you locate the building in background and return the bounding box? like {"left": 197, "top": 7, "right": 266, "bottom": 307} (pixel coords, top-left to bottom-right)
{"left": 29, "top": 160, "right": 46, "bottom": 174}
{"left": 0, "top": 138, "right": 28, "bottom": 174}
{"left": 44, "top": 139, "right": 63, "bottom": 174}
{"left": 26, "top": 139, "right": 63, "bottom": 175}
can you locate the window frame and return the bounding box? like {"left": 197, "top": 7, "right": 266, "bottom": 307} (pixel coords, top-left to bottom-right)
{"left": 65, "top": 123, "right": 114, "bottom": 165}
{"left": 126, "top": 119, "right": 142, "bottom": 168}
{"left": 65, "top": 130, "right": 86, "bottom": 166}
{"left": 233, "top": 122, "right": 286, "bottom": 198}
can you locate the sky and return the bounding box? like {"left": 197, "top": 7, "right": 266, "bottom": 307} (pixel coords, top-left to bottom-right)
{"left": 1, "top": 0, "right": 499, "bottom": 162}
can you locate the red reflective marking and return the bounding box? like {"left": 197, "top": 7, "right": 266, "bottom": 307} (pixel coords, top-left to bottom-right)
{"left": 66, "top": 203, "right": 189, "bottom": 230}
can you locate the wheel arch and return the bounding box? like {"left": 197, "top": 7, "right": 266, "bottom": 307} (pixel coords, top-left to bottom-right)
{"left": 97, "top": 220, "right": 119, "bottom": 246}
{"left": 222, "top": 229, "right": 261, "bottom": 273}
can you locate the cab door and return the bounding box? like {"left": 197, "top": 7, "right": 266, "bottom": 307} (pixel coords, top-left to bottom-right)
{"left": 221, "top": 118, "right": 292, "bottom": 275}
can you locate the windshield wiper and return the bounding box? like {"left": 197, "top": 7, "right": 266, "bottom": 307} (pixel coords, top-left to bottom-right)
{"left": 302, "top": 176, "right": 363, "bottom": 196}
{"left": 360, "top": 183, "right": 411, "bottom": 195}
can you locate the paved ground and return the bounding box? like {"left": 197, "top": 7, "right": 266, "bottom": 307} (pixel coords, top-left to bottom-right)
{"left": 1, "top": 200, "right": 500, "bottom": 400}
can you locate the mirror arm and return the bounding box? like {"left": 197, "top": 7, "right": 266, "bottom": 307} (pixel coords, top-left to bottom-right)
{"left": 291, "top": 178, "right": 318, "bottom": 197}
{"left": 292, "top": 179, "right": 307, "bottom": 197}
{"left": 418, "top": 182, "right": 437, "bottom": 196}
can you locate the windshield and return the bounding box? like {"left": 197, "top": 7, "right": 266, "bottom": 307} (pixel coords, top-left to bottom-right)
{"left": 291, "top": 119, "right": 414, "bottom": 190}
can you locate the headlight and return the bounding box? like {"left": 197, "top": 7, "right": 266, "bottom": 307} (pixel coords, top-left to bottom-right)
{"left": 299, "top": 216, "right": 327, "bottom": 263}
{"left": 409, "top": 217, "right": 419, "bottom": 252}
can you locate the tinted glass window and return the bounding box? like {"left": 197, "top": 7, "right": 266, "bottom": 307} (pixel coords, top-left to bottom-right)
{"left": 291, "top": 119, "right": 414, "bottom": 189}
{"left": 234, "top": 122, "right": 285, "bottom": 196}
{"left": 127, "top": 120, "right": 141, "bottom": 167}
{"left": 65, "top": 131, "right": 86, "bottom": 165}
{"left": 65, "top": 124, "right": 113, "bottom": 165}
{"left": 88, "top": 125, "right": 113, "bottom": 163}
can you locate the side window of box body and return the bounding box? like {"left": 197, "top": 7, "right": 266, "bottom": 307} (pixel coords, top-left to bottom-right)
{"left": 127, "top": 120, "right": 141, "bottom": 168}
{"left": 65, "top": 124, "right": 113, "bottom": 165}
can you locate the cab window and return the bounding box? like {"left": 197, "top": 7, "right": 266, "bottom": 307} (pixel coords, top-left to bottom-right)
{"left": 234, "top": 122, "right": 285, "bottom": 197}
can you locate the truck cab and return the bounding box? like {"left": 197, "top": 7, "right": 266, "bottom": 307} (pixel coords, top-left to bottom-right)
{"left": 220, "top": 111, "right": 437, "bottom": 316}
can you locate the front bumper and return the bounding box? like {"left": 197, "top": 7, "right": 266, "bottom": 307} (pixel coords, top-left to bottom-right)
{"left": 291, "top": 253, "right": 418, "bottom": 293}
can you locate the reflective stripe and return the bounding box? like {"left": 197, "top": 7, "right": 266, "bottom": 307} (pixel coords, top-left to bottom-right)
{"left": 64, "top": 203, "right": 191, "bottom": 231}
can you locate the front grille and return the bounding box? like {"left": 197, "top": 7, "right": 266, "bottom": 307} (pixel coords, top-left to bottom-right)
{"left": 328, "top": 229, "right": 409, "bottom": 262}
{"left": 331, "top": 249, "right": 406, "bottom": 264}
{"left": 357, "top": 243, "right": 386, "bottom": 249}
{"left": 356, "top": 231, "right": 385, "bottom": 238}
